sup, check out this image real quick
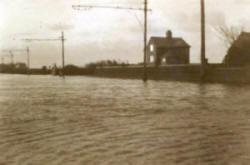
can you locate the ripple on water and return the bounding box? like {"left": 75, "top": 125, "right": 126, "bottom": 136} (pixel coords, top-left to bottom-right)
{"left": 0, "top": 75, "right": 249, "bottom": 165}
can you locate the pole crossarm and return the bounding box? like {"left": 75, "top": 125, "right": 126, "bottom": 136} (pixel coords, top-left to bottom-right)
{"left": 2, "top": 50, "right": 13, "bottom": 55}
{"left": 4, "top": 51, "right": 14, "bottom": 64}
{"left": 72, "top": 5, "right": 152, "bottom": 12}
{"left": 2, "top": 50, "right": 12, "bottom": 53}
{"left": 2, "top": 55, "right": 11, "bottom": 57}
{"left": 21, "top": 32, "right": 65, "bottom": 75}
{"left": 2, "top": 48, "right": 30, "bottom": 68}
{"left": 21, "top": 39, "right": 61, "bottom": 42}
{"left": 72, "top": 2, "right": 149, "bottom": 81}
{"left": 2, "top": 49, "right": 26, "bottom": 52}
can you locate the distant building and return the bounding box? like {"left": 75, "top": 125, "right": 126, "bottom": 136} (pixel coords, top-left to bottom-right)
{"left": 223, "top": 32, "right": 250, "bottom": 67}
{"left": 15, "top": 63, "right": 27, "bottom": 69}
{"left": 146, "top": 30, "right": 190, "bottom": 66}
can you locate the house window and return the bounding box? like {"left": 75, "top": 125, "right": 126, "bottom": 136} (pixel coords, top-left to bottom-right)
{"left": 150, "top": 44, "right": 154, "bottom": 52}
{"left": 162, "top": 58, "right": 166, "bottom": 63}
{"left": 150, "top": 56, "right": 154, "bottom": 63}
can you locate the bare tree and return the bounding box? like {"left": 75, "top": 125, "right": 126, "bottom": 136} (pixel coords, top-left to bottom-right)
{"left": 213, "top": 25, "right": 244, "bottom": 48}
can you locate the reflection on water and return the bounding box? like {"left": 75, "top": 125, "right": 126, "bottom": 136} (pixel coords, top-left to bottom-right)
{"left": 0, "top": 74, "right": 249, "bottom": 165}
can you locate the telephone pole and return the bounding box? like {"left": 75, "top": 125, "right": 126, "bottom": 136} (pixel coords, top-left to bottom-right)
{"left": 200, "top": 0, "right": 206, "bottom": 78}
{"left": 72, "top": 1, "right": 151, "bottom": 81}
{"left": 143, "top": 0, "right": 148, "bottom": 82}
{"left": 22, "top": 32, "right": 65, "bottom": 76}
{"left": 27, "top": 47, "right": 30, "bottom": 69}
{"left": 2, "top": 51, "right": 14, "bottom": 65}
{"left": 3, "top": 48, "right": 30, "bottom": 70}
{"left": 9, "top": 51, "right": 14, "bottom": 65}
{"left": 61, "top": 31, "right": 65, "bottom": 72}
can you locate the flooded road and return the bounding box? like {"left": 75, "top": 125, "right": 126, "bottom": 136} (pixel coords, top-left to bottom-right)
{"left": 0, "top": 74, "right": 249, "bottom": 165}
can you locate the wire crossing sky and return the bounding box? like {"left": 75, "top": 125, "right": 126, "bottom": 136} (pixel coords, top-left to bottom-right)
{"left": 0, "top": 0, "right": 250, "bottom": 67}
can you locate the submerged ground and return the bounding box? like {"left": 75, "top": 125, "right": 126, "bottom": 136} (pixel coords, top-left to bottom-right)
{"left": 0, "top": 74, "right": 249, "bottom": 165}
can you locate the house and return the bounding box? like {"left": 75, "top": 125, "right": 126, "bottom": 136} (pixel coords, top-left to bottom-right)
{"left": 223, "top": 32, "right": 250, "bottom": 67}
{"left": 15, "top": 62, "right": 27, "bottom": 69}
{"left": 146, "top": 30, "right": 190, "bottom": 66}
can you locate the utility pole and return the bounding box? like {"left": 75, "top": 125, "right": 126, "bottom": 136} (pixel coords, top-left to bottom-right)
{"left": 3, "top": 48, "right": 30, "bottom": 71}
{"left": 2, "top": 51, "right": 14, "bottom": 64}
{"left": 9, "top": 51, "right": 14, "bottom": 65}
{"left": 1, "top": 52, "right": 13, "bottom": 65}
{"left": 143, "top": 0, "right": 148, "bottom": 82}
{"left": 200, "top": 0, "right": 206, "bottom": 78}
{"left": 27, "top": 47, "right": 30, "bottom": 69}
{"left": 72, "top": 2, "right": 151, "bottom": 82}
{"left": 22, "top": 32, "right": 65, "bottom": 76}
{"left": 61, "top": 31, "right": 65, "bottom": 72}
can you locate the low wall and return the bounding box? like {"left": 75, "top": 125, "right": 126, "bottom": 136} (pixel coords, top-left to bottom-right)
{"left": 205, "top": 67, "right": 250, "bottom": 83}
{"left": 92, "top": 65, "right": 250, "bottom": 84}
{"left": 93, "top": 65, "right": 202, "bottom": 82}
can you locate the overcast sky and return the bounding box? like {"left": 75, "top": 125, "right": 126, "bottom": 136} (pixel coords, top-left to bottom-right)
{"left": 0, "top": 0, "right": 250, "bottom": 68}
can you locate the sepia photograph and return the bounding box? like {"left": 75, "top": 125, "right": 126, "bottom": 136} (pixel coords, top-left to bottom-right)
{"left": 0, "top": 0, "right": 249, "bottom": 164}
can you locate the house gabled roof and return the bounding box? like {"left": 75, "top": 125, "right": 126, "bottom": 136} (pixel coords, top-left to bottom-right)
{"left": 149, "top": 37, "right": 190, "bottom": 48}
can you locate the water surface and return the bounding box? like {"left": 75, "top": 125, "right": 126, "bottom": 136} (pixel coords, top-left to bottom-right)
{"left": 0, "top": 74, "right": 249, "bottom": 165}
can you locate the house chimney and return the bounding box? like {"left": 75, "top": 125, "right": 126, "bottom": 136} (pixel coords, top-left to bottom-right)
{"left": 166, "top": 30, "right": 172, "bottom": 39}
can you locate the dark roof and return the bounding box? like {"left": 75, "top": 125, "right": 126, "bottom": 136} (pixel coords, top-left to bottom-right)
{"left": 239, "top": 32, "right": 250, "bottom": 38}
{"left": 149, "top": 37, "right": 190, "bottom": 48}
{"left": 233, "top": 32, "right": 250, "bottom": 47}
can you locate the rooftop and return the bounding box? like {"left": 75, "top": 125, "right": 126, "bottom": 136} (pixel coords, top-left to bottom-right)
{"left": 233, "top": 31, "right": 250, "bottom": 47}
{"left": 149, "top": 37, "right": 190, "bottom": 48}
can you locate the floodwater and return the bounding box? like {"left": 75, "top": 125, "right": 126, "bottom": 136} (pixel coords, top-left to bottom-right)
{"left": 0, "top": 74, "right": 249, "bottom": 165}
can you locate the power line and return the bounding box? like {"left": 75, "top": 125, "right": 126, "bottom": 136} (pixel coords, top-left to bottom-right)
{"left": 2, "top": 51, "right": 14, "bottom": 64}
{"left": 3, "top": 48, "right": 30, "bottom": 69}
{"left": 21, "top": 32, "right": 65, "bottom": 76}
{"left": 72, "top": 1, "right": 150, "bottom": 81}
{"left": 72, "top": 5, "right": 152, "bottom": 12}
